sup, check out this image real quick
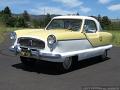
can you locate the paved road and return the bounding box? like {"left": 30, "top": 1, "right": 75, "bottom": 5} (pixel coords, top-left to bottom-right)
{"left": 0, "top": 36, "right": 120, "bottom": 90}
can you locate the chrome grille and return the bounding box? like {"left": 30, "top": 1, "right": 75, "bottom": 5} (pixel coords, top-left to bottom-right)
{"left": 18, "top": 37, "right": 45, "bottom": 49}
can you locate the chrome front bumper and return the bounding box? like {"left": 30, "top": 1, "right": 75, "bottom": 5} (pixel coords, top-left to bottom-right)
{"left": 9, "top": 46, "right": 61, "bottom": 59}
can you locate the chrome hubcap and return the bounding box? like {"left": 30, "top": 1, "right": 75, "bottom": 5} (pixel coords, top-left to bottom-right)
{"left": 101, "top": 50, "right": 107, "bottom": 59}
{"left": 63, "top": 57, "right": 72, "bottom": 70}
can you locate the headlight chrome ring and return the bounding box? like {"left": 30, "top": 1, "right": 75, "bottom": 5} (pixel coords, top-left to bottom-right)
{"left": 47, "top": 35, "right": 57, "bottom": 51}
{"left": 10, "top": 32, "right": 17, "bottom": 40}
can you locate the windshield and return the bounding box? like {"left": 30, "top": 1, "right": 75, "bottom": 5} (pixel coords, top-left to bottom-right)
{"left": 46, "top": 19, "right": 82, "bottom": 31}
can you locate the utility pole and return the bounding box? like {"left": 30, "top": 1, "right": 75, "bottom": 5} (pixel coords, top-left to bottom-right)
{"left": 44, "top": 8, "right": 46, "bottom": 27}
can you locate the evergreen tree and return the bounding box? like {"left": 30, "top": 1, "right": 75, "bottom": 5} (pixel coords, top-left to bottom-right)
{"left": 7, "top": 17, "right": 17, "bottom": 27}
{"left": 97, "top": 14, "right": 102, "bottom": 23}
{"left": 76, "top": 12, "right": 79, "bottom": 16}
{"left": 3, "top": 6, "right": 12, "bottom": 17}
{"left": 15, "top": 16, "right": 27, "bottom": 27}
{"left": 102, "top": 16, "right": 111, "bottom": 29}
{"left": 102, "top": 16, "right": 111, "bottom": 25}
{"left": 32, "top": 19, "right": 40, "bottom": 28}
{"left": 0, "top": 6, "right": 12, "bottom": 26}
{"left": 22, "top": 10, "right": 30, "bottom": 22}
{"left": 44, "top": 13, "right": 51, "bottom": 26}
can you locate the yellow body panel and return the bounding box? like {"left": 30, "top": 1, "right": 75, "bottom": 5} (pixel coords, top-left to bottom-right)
{"left": 85, "top": 32, "right": 112, "bottom": 46}
{"left": 15, "top": 29, "right": 86, "bottom": 41}
{"left": 98, "top": 32, "right": 112, "bottom": 45}
{"left": 15, "top": 29, "right": 112, "bottom": 47}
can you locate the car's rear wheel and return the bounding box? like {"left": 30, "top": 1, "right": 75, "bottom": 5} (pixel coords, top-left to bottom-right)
{"left": 100, "top": 50, "right": 108, "bottom": 60}
{"left": 20, "top": 56, "right": 36, "bottom": 66}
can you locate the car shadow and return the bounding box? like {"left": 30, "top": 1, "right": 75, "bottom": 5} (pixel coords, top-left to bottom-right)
{"left": 12, "top": 56, "right": 110, "bottom": 75}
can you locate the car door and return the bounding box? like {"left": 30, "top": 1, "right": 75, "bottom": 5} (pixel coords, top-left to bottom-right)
{"left": 83, "top": 19, "right": 101, "bottom": 47}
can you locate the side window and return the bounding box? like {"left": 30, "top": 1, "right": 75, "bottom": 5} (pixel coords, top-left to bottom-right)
{"left": 84, "top": 20, "right": 97, "bottom": 33}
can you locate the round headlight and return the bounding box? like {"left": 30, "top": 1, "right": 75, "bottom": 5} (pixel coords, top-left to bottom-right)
{"left": 47, "top": 35, "right": 56, "bottom": 45}
{"left": 10, "top": 32, "right": 17, "bottom": 40}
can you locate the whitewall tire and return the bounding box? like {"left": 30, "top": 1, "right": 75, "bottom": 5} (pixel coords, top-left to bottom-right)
{"left": 100, "top": 50, "right": 108, "bottom": 60}
{"left": 62, "top": 57, "right": 73, "bottom": 70}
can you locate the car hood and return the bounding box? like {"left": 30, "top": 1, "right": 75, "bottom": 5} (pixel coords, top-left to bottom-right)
{"left": 15, "top": 29, "right": 86, "bottom": 41}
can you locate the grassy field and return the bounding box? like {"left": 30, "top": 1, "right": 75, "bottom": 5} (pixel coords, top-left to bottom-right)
{"left": 108, "top": 30, "right": 120, "bottom": 47}
{"left": 0, "top": 25, "right": 17, "bottom": 43}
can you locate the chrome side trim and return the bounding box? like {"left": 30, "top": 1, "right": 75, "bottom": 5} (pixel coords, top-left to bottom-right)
{"left": 59, "top": 45, "right": 112, "bottom": 57}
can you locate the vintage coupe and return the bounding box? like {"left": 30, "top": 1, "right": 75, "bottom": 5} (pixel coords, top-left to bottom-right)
{"left": 9, "top": 16, "right": 112, "bottom": 70}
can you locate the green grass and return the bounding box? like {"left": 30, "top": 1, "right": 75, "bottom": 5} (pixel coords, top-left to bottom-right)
{"left": 0, "top": 25, "right": 17, "bottom": 43}
{"left": 108, "top": 30, "right": 120, "bottom": 47}
{"left": 0, "top": 25, "right": 7, "bottom": 43}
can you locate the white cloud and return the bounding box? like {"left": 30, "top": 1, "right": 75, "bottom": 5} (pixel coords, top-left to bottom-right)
{"left": 80, "top": 6, "right": 91, "bottom": 13}
{"left": 0, "top": 0, "right": 29, "bottom": 6}
{"left": 53, "top": 0, "right": 91, "bottom": 13}
{"left": 53, "top": 0, "right": 83, "bottom": 8}
{"left": 108, "top": 4, "right": 120, "bottom": 11}
{"left": 30, "top": 7, "right": 74, "bottom": 15}
{"left": 99, "top": 0, "right": 111, "bottom": 4}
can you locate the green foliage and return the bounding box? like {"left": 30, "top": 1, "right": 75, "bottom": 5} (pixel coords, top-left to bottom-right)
{"left": 110, "top": 21, "right": 120, "bottom": 30}
{"left": 0, "top": 6, "right": 119, "bottom": 30}
{"left": 0, "top": 6, "right": 12, "bottom": 26}
{"left": 0, "top": 6, "right": 52, "bottom": 28}
{"left": 101, "top": 16, "right": 111, "bottom": 29}
{"left": 0, "top": 6, "right": 29, "bottom": 27}
{"left": 108, "top": 30, "right": 120, "bottom": 46}
{"left": 31, "top": 13, "right": 51, "bottom": 28}
{"left": 96, "top": 15, "right": 111, "bottom": 30}
{"left": 31, "top": 19, "right": 40, "bottom": 28}
{"left": 44, "top": 13, "right": 51, "bottom": 26}
{"left": 15, "top": 16, "right": 27, "bottom": 27}
{"left": 2, "top": 6, "right": 12, "bottom": 17}
{"left": 22, "top": 10, "right": 30, "bottom": 22}
{"left": 76, "top": 12, "right": 80, "bottom": 16}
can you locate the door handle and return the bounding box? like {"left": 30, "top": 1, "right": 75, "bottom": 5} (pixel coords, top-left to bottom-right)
{"left": 99, "top": 36, "right": 102, "bottom": 41}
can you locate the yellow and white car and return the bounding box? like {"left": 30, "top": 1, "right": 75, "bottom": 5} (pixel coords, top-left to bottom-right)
{"left": 9, "top": 16, "right": 112, "bottom": 70}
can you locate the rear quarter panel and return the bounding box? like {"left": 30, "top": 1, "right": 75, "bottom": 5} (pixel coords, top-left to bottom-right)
{"left": 99, "top": 32, "right": 112, "bottom": 46}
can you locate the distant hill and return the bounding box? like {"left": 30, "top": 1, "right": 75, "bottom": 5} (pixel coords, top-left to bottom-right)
{"left": 13, "top": 14, "right": 61, "bottom": 20}
{"left": 111, "top": 19, "right": 120, "bottom": 22}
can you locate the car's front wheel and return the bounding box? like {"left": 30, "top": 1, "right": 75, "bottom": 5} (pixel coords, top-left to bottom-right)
{"left": 59, "top": 57, "right": 73, "bottom": 71}
{"left": 20, "top": 56, "right": 36, "bottom": 66}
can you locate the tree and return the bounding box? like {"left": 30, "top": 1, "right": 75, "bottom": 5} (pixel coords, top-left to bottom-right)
{"left": 7, "top": 17, "right": 17, "bottom": 27}
{"left": 102, "top": 16, "right": 111, "bottom": 25}
{"left": 32, "top": 19, "right": 40, "bottom": 28}
{"left": 0, "top": 6, "right": 12, "bottom": 26}
{"left": 44, "top": 13, "right": 51, "bottom": 27}
{"left": 97, "top": 14, "right": 102, "bottom": 23}
{"left": 101, "top": 16, "right": 111, "bottom": 29}
{"left": 3, "top": 6, "right": 12, "bottom": 17}
{"left": 15, "top": 16, "right": 27, "bottom": 27}
{"left": 76, "top": 12, "right": 80, "bottom": 16}
{"left": 22, "top": 10, "right": 30, "bottom": 22}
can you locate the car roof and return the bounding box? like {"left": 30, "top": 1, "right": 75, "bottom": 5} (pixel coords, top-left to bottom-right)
{"left": 53, "top": 16, "right": 97, "bottom": 21}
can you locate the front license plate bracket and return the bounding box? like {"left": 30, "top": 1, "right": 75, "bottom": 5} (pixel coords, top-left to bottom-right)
{"left": 20, "top": 48, "right": 31, "bottom": 57}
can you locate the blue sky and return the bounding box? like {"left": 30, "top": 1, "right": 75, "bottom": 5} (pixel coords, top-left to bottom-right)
{"left": 0, "top": 0, "right": 120, "bottom": 18}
